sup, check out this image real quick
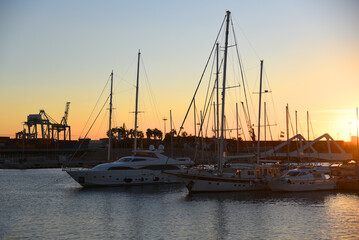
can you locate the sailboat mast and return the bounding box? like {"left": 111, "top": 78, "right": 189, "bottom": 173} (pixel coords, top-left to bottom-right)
{"left": 295, "top": 110, "right": 298, "bottom": 136}
{"left": 256, "top": 60, "right": 263, "bottom": 164}
{"left": 264, "top": 101, "right": 267, "bottom": 160}
{"left": 307, "top": 111, "right": 310, "bottom": 142}
{"left": 286, "top": 104, "right": 290, "bottom": 163}
{"left": 107, "top": 71, "right": 114, "bottom": 161}
{"left": 216, "top": 42, "right": 220, "bottom": 164}
{"left": 219, "top": 10, "right": 231, "bottom": 174}
{"left": 170, "top": 109, "right": 173, "bottom": 157}
{"left": 357, "top": 107, "right": 358, "bottom": 160}
{"left": 134, "top": 50, "right": 140, "bottom": 151}
{"left": 236, "top": 102, "right": 239, "bottom": 154}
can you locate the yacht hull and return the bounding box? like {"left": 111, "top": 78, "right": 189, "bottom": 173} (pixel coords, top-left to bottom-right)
{"left": 66, "top": 169, "right": 183, "bottom": 187}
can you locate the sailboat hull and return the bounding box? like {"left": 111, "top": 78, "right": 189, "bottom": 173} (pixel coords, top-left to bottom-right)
{"left": 167, "top": 172, "right": 269, "bottom": 193}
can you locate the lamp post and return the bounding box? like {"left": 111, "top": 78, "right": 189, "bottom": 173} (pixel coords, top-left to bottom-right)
{"left": 163, "top": 117, "right": 167, "bottom": 136}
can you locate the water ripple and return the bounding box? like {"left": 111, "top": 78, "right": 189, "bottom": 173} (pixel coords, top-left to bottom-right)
{"left": 1, "top": 169, "right": 358, "bottom": 240}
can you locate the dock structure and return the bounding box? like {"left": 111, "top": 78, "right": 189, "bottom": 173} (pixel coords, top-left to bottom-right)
{"left": 261, "top": 133, "right": 353, "bottom": 162}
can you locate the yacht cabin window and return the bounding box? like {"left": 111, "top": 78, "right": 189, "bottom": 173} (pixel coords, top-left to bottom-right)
{"left": 313, "top": 173, "right": 322, "bottom": 178}
{"left": 132, "top": 158, "right": 148, "bottom": 162}
{"left": 133, "top": 152, "right": 158, "bottom": 158}
{"left": 286, "top": 171, "right": 300, "bottom": 177}
{"left": 118, "top": 157, "right": 132, "bottom": 162}
{"left": 298, "top": 172, "right": 307, "bottom": 176}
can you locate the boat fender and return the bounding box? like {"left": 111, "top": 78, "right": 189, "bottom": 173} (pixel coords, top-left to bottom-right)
{"left": 287, "top": 179, "right": 291, "bottom": 184}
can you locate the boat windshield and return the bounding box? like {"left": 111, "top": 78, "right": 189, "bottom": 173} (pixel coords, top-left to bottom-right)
{"left": 133, "top": 152, "right": 158, "bottom": 158}
{"left": 298, "top": 172, "right": 307, "bottom": 176}
{"left": 118, "top": 157, "right": 132, "bottom": 162}
{"left": 286, "top": 171, "right": 300, "bottom": 177}
{"left": 132, "top": 158, "right": 148, "bottom": 162}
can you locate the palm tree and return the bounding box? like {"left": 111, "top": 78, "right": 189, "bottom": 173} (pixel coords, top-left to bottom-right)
{"left": 153, "top": 128, "right": 163, "bottom": 141}
{"left": 107, "top": 128, "right": 117, "bottom": 139}
{"left": 118, "top": 126, "right": 128, "bottom": 140}
{"left": 146, "top": 128, "right": 153, "bottom": 142}
{"left": 137, "top": 131, "right": 144, "bottom": 139}
{"left": 170, "top": 129, "right": 177, "bottom": 136}
{"left": 128, "top": 129, "right": 135, "bottom": 139}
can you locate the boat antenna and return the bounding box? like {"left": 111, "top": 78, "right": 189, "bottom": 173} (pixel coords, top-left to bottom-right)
{"left": 134, "top": 50, "right": 140, "bottom": 151}
{"left": 108, "top": 70, "right": 114, "bottom": 161}
{"left": 219, "top": 10, "right": 231, "bottom": 174}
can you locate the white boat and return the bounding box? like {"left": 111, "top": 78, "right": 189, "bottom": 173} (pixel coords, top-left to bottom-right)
{"left": 65, "top": 147, "right": 193, "bottom": 187}
{"left": 268, "top": 166, "right": 336, "bottom": 192}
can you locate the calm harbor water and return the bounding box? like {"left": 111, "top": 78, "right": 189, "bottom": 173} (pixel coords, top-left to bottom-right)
{"left": 1, "top": 169, "right": 359, "bottom": 240}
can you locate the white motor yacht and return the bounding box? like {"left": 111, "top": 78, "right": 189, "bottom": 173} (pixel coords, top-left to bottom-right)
{"left": 65, "top": 147, "right": 193, "bottom": 187}
{"left": 268, "top": 166, "right": 336, "bottom": 192}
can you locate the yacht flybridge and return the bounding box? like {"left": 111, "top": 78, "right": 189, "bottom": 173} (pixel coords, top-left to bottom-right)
{"left": 66, "top": 146, "right": 193, "bottom": 187}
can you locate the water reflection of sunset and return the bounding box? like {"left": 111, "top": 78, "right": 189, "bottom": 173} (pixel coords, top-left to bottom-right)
{"left": 324, "top": 194, "right": 359, "bottom": 237}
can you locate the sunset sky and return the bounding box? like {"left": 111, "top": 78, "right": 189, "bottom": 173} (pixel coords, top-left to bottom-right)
{"left": 1, "top": 0, "right": 358, "bottom": 142}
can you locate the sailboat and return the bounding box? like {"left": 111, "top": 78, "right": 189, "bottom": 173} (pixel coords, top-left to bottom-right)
{"left": 166, "top": 11, "right": 280, "bottom": 193}
{"left": 65, "top": 51, "right": 193, "bottom": 187}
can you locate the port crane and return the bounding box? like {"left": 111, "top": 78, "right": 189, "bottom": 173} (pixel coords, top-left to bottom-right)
{"left": 16, "top": 102, "right": 71, "bottom": 141}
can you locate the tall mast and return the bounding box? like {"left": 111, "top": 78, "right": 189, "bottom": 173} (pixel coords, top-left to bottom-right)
{"left": 264, "top": 101, "right": 267, "bottom": 160}
{"left": 236, "top": 102, "right": 239, "bottom": 154}
{"left": 216, "top": 42, "right": 220, "bottom": 164}
{"left": 134, "top": 50, "right": 140, "bottom": 151}
{"left": 286, "top": 104, "right": 290, "bottom": 164}
{"left": 107, "top": 71, "right": 114, "bottom": 161}
{"left": 194, "top": 99, "right": 196, "bottom": 141}
{"left": 170, "top": 109, "right": 173, "bottom": 157}
{"left": 256, "top": 60, "right": 263, "bottom": 164}
{"left": 307, "top": 111, "right": 310, "bottom": 142}
{"left": 357, "top": 107, "right": 358, "bottom": 160}
{"left": 295, "top": 110, "right": 298, "bottom": 136}
{"left": 219, "top": 10, "right": 230, "bottom": 174}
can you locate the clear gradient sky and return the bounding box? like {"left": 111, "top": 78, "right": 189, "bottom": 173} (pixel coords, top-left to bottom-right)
{"left": 1, "top": 0, "right": 358, "bottom": 141}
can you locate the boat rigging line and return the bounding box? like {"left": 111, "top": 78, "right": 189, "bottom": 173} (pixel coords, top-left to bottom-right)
{"left": 230, "top": 19, "right": 254, "bottom": 142}
{"left": 78, "top": 73, "right": 112, "bottom": 139}
{"left": 177, "top": 15, "right": 226, "bottom": 137}
{"left": 65, "top": 72, "right": 113, "bottom": 164}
